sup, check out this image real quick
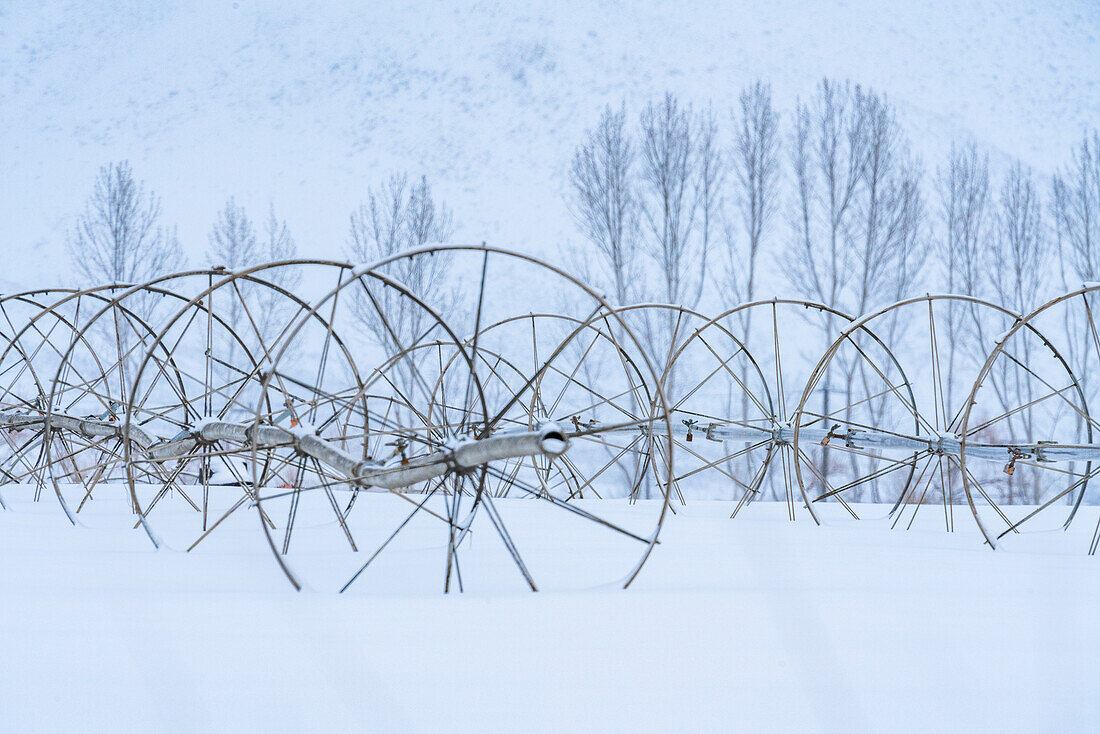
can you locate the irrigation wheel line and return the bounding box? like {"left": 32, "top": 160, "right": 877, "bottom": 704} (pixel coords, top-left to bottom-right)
{"left": 249, "top": 245, "right": 674, "bottom": 594}
{"left": 598, "top": 302, "right": 772, "bottom": 509}
{"left": 0, "top": 287, "right": 183, "bottom": 504}
{"left": 0, "top": 289, "right": 89, "bottom": 496}
{"left": 40, "top": 273, "right": 272, "bottom": 530}
{"left": 403, "top": 335, "right": 599, "bottom": 502}
{"left": 33, "top": 284, "right": 209, "bottom": 519}
{"left": 791, "top": 293, "right": 1082, "bottom": 540}
{"left": 655, "top": 299, "right": 885, "bottom": 522}
{"left": 792, "top": 294, "right": 1001, "bottom": 532}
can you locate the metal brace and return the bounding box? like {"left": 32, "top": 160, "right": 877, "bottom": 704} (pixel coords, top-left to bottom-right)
{"left": 820, "top": 423, "right": 841, "bottom": 446}
{"left": 820, "top": 423, "right": 859, "bottom": 448}
{"left": 1035, "top": 441, "right": 1057, "bottom": 463}
{"left": 385, "top": 436, "right": 411, "bottom": 466}
{"left": 570, "top": 415, "right": 598, "bottom": 432}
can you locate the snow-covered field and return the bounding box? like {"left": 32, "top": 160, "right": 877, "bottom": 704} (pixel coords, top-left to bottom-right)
{"left": 3, "top": 2, "right": 1100, "bottom": 731}
{"left": 1, "top": 485, "right": 1097, "bottom": 733}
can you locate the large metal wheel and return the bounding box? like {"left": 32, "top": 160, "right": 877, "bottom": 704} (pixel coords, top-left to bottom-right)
{"left": 609, "top": 303, "right": 772, "bottom": 509}
{"left": 251, "top": 245, "right": 673, "bottom": 593}
{"left": 649, "top": 300, "right": 877, "bottom": 521}
{"left": 0, "top": 289, "right": 85, "bottom": 501}
{"left": 959, "top": 286, "right": 1095, "bottom": 550}
{"left": 115, "top": 263, "right": 360, "bottom": 550}
{"left": 792, "top": 294, "right": 1078, "bottom": 535}
{"left": 36, "top": 284, "right": 201, "bottom": 522}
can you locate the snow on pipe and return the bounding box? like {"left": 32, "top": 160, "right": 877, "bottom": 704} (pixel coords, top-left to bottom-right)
{"left": 0, "top": 410, "right": 156, "bottom": 449}
{"left": 151, "top": 419, "right": 570, "bottom": 490}
{"left": 0, "top": 409, "right": 569, "bottom": 491}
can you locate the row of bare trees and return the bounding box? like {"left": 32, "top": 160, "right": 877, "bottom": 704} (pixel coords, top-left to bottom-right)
{"left": 568, "top": 95, "right": 723, "bottom": 314}
{"left": 66, "top": 162, "right": 300, "bottom": 298}
{"left": 566, "top": 79, "right": 1097, "bottom": 503}
{"left": 567, "top": 80, "right": 1099, "bottom": 393}
{"left": 63, "top": 99, "right": 1097, "bottom": 378}
{"left": 568, "top": 79, "right": 1097, "bottom": 326}
{"left": 62, "top": 100, "right": 1098, "bottom": 337}
{"left": 64, "top": 162, "right": 455, "bottom": 389}
{"left": 65, "top": 163, "right": 308, "bottom": 392}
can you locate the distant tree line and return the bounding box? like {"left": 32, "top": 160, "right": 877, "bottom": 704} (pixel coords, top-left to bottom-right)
{"left": 65, "top": 162, "right": 455, "bottom": 376}
{"left": 65, "top": 79, "right": 1097, "bottom": 368}
{"left": 568, "top": 80, "right": 1097, "bottom": 320}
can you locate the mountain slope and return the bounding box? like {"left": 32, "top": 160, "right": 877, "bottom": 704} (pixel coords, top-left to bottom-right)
{"left": 1, "top": 0, "right": 1097, "bottom": 288}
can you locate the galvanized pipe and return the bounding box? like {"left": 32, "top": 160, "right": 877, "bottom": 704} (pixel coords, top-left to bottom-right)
{"left": 0, "top": 409, "right": 570, "bottom": 491}
{"left": 5, "top": 403, "right": 1097, "bottom": 484}
{"left": 647, "top": 416, "right": 1100, "bottom": 464}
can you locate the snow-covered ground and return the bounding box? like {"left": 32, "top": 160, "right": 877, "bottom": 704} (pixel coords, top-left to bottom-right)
{"left": 3, "top": 2, "right": 1099, "bottom": 730}
{"left": 1, "top": 485, "right": 1097, "bottom": 733}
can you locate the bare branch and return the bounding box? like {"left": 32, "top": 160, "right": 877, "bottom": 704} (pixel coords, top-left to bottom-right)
{"left": 67, "top": 161, "right": 186, "bottom": 288}
{"left": 567, "top": 103, "right": 641, "bottom": 306}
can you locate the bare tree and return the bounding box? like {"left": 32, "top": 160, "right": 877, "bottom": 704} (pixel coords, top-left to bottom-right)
{"left": 846, "top": 89, "right": 926, "bottom": 501}
{"left": 206, "top": 197, "right": 258, "bottom": 271}
{"left": 784, "top": 79, "right": 868, "bottom": 315}
{"left": 784, "top": 81, "right": 922, "bottom": 314}
{"left": 723, "top": 82, "right": 780, "bottom": 497}
{"left": 204, "top": 199, "right": 303, "bottom": 378}
{"left": 783, "top": 80, "right": 869, "bottom": 498}
{"left": 783, "top": 80, "right": 925, "bottom": 501}
{"left": 637, "top": 92, "right": 728, "bottom": 395}
{"left": 993, "top": 163, "right": 1048, "bottom": 314}
{"left": 931, "top": 143, "right": 991, "bottom": 423}
{"left": 263, "top": 204, "right": 298, "bottom": 265}
{"left": 1052, "top": 130, "right": 1100, "bottom": 284}
{"left": 854, "top": 91, "right": 926, "bottom": 500}
{"left": 989, "top": 162, "right": 1048, "bottom": 502}
{"left": 850, "top": 90, "right": 924, "bottom": 315}
{"left": 348, "top": 174, "right": 455, "bottom": 360}
{"left": 205, "top": 198, "right": 261, "bottom": 382}
{"left": 567, "top": 103, "right": 641, "bottom": 307}
{"left": 639, "top": 93, "right": 701, "bottom": 308}
{"left": 694, "top": 105, "right": 724, "bottom": 309}
{"left": 68, "top": 161, "right": 185, "bottom": 287}
{"left": 936, "top": 144, "right": 990, "bottom": 303}
{"left": 253, "top": 204, "right": 302, "bottom": 349}
{"left": 67, "top": 162, "right": 186, "bottom": 377}
{"left": 726, "top": 81, "right": 780, "bottom": 309}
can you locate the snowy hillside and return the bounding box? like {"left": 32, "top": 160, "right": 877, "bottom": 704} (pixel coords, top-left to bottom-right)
{"left": 1, "top": 0, "right": 1098, "bottom": 288}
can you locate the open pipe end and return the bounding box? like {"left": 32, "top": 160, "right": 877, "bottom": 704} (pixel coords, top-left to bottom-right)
{"left": 538, "top": 422, "right": 570, "bottom": 456}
